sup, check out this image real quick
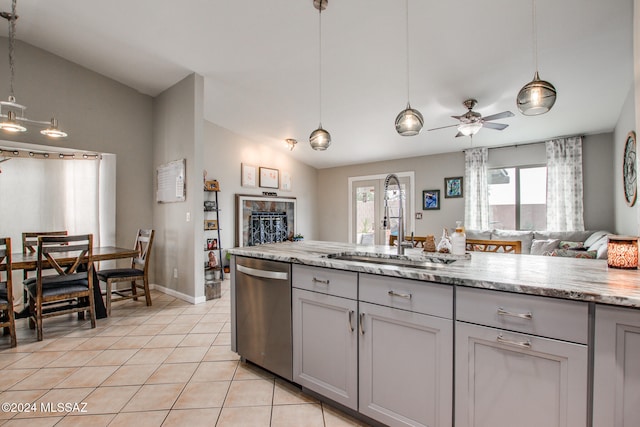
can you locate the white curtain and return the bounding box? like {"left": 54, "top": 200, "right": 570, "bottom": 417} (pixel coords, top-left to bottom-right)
{"left": 464, "top": 147, "right": 490, "bottom": 230}
{"left": 545, "top": 136, "right": 585, "bottom": 231}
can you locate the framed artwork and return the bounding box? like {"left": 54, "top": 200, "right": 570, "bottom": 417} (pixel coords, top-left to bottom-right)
{"left": 281, "top": 171, "right": 291, "bottom": 191}
{"left": 206, "top": 238, "right": 218, "bottom": 250}
{"left": 259, "top": 167, "right": 279, "bottom": 189}
{"left": 204, "top": 219, "right": 218, "bottom": 230}
{"left": 204, "top": 180, "right": 219, "bottom": 192}
{"left": 241, "top": 163, "right": 257, "bottom": 188}
{"left": 623, "top": 131, "right": 637, "bottom": 206}
{"left": 444, "top": 176, "right": 463, "bottom": 198}
{"left": 422, "top": 190, "right": 440, "bottom": 210}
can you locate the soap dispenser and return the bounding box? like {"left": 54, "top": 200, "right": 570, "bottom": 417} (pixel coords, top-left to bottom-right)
{"left": 451, "top": 221, "right": 466, "bottom": 255}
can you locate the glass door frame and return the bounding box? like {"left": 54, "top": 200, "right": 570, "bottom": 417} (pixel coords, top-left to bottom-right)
{"left": 347, "top": 171, "right": 415, "bottom": 245}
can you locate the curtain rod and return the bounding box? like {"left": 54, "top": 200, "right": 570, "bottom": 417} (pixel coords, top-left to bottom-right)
{"left": 0, "top": 147, "right": 101, "bottom": 160}
{"left": 463, "top": 134, "right": 586, "bottom": 153}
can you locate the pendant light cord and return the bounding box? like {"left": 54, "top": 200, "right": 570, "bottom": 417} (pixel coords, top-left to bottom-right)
{"left": 7, "top": 0, "right": 16, "bottom": 98}
{"left": 405, "top": 0, "right": 410, "bottom": 105}
{"left": 318, "top": 7, "right": 323, "bottom": 126}
{"left": 532, "top": 0, "right": 538, "bottom": 72}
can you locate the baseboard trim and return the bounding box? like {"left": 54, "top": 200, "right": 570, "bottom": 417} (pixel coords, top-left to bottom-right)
{"left": 150, "top": 283, "right": 207, "bottom": 304}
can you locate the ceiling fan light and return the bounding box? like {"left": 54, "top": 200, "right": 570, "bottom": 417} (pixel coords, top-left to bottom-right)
{"left": 309, "top": 125, "right": 331, "bottom": 151}
{"left": 457, "top": 122, "right": 483, "bottom": 136}
{"left": 0, "top": 110, "right": 26, "bottom": 132}
{"left": 395, "top": 104, "right": 424, "bottom": 136}
{"left": 517, "top": 71, "right": 557, "bottom": 115}
{"left": 40, "top": 117, "right": 68, "bottom": 138}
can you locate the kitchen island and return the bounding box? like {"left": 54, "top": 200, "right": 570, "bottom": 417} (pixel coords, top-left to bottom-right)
{"left": 229, "top": 240, "right": 640, "bottom": 427}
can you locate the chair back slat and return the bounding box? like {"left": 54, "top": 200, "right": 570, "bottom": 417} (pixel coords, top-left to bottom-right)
{"left": 22, "top": 231, "right": 68, "bottom": 254}
{"left": 37, "top": 234, "right": 93, "bottom": 287}
{"left": 0, "top": 237, "right": 11, "bottom": 276}
{"left": 131, "top": 229, "right": 154, "bottom": 272}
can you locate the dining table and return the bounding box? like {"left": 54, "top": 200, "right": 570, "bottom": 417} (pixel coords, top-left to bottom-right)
{"left": 11, "top": 246, "right": 140, "bottom": 319}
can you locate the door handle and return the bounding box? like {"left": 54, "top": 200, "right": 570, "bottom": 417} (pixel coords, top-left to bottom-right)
{"left": 497, "top": 333, "right": 532, "bottom": 349}
{"left": 388, "top": 290, "right": 412, "bottom": 299}
{"left": 359, "top": 312, "right": 365, "bottom": 335}
{"left": 497, "top": 307, "right": 533, "bottom": 320}
{"left": 348, "top": 310, "right": 354, "bottom": 332}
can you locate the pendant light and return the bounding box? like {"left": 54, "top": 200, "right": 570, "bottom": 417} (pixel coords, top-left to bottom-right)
{"left": 395, "top": 0, "right": 423, "bottom": 136}
{"left": 516, "top": 0, "right": 556, "bottom": 115}
{"left": 309, "top": 0, "right": 331, "bottom": 151}
{"left": 0, "top": 0, "right": 68, "bottom": 138}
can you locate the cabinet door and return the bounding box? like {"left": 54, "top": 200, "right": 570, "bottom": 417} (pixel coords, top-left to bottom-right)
{"left": 593, "top": 305, "right": 640, "bottom": 427}
{"left": 359, "top": 302, "right": 453, "bottom": 427}
{"left": 455, "top": 321, "right": 587, "bottom": 427}
{"left": 292, "top": 288, "right": 358, "bottom": 410}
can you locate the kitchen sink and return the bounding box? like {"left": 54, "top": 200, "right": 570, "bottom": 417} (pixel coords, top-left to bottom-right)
{"left": 325, "top": 252, "right": 458, "bottom": 268}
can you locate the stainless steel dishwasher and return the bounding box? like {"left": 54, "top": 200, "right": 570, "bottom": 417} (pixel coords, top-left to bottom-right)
{"left": 234, "top": 256, "right": 292, "bottom": 381}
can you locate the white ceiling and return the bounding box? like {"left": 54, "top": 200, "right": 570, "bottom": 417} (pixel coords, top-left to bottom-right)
{"left": 4, "top": 0, "right": 634, "bottom": 169}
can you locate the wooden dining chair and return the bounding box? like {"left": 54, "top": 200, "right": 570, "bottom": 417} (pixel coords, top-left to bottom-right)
{"left": 26, "top": 234, "right": 95, "bottom": 341}
{"left": 21, "top": 231, "right": 68, "bottom": 280}
{"left": 97, "top": 229, "right": 155, "bottom": 316}
{"left": 465, "top": 239, "right": 522, "bottom": 254}
{"left": 0, "top": 238, "right": 17, "bottom": 347}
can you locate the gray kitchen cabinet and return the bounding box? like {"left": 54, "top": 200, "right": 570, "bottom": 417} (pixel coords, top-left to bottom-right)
{"left": 358, "top": 274, "right": 453, "bottom": 427}
{"left": 455, "top": 287, "right": 588, "bottom": 427}
{"left": 593, "top": 304, "right": 640, "bottom": 427}
{"left": 292, "top": 266, "right": 359, "bottom": 410}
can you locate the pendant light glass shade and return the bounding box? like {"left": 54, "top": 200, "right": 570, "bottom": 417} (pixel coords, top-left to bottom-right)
{"left": 309, "top": 125, "right": 331, "bottom": 151}
{"left": 517, "top": 71, "right": 557, "bottom": 115}
{"left": 395, "top": 0, "right": 422, "bottom": 136}
{"left": 395, "top": 103, "right": 424, "bottom": 136}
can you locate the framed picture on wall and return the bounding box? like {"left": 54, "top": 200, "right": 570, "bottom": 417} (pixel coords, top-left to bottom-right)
{"left": 422, "top": 190, "right": 440, "bottom": 210}
{"left": 241, "top": 163, "right": 257, "bottom": 188}
{"left": 259, "top": 167, "right": 279, "bottom": 189}
{"left": 444, "top": 176, "right": 463, "bottom": 198}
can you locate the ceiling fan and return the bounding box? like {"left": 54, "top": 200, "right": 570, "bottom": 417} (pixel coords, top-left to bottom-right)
{"left": 428, "top": 99, "right": 514, "bottom": 137}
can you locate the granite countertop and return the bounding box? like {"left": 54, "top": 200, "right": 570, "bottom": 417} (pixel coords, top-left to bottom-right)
{"left": 229, "top": 240, "right": 640, "bottom": 308}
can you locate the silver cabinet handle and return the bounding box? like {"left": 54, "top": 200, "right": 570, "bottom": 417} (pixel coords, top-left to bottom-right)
{"left": 497, "top": 333, "right": 532, "bottom": 349}
{"left": 497, "top": 307, "right": 532, "bottom": 320}
{"left": 312, "top": 277, "right": 330, "bottom": 285}
{"left": 388, "top": 290, "right": 412, "bottom": 299}
{"left": 359, "top": 312, "right": 365, "bottom": 335}
{"left": 348, "top": 310, "right": 354, "bottom": 332}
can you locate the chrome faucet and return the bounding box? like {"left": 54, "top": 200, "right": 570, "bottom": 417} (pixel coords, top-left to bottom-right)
{"left": 383, "top": 173, "right": 410, "bottom": 255}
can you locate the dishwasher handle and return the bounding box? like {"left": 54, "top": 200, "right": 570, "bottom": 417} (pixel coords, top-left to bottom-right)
{"left": 237, "top": 264, "right": 289, "bottom": 281}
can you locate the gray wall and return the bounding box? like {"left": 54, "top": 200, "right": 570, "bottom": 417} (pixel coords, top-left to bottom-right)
{"left": 202, "top": 122, "right": 320, "bottom": 249}
{"left": 152, "top": 73, "right": 204, "bottom": 301}
{"left": 0, "top": 39, "right": 154, "bottom": 262}
{"left": 614, "top": 86, "right": 636, "bottom": 235}
{"left": 318, "top": 133, "right": 617, "bottom": 242}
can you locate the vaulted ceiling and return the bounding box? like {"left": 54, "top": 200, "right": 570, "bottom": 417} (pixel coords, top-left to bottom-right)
{"left": 4, "top": 0, "right": 634, "bottom": 168}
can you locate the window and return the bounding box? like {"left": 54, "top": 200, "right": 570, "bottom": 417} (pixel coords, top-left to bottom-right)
{"left": 488, "top": 166, "right": 547, "bottom": 230}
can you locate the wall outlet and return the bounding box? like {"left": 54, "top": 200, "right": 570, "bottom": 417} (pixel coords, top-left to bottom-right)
{"left": 186, "top": 212, "right": 191, "bottom": 222}
{"left": 173, "top": 268, "right": 178, "bottom": 278}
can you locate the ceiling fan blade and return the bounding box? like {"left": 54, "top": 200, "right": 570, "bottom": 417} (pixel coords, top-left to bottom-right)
{"left": 451, "top": 115, "right": 463, "bottom": 120}
{"left": 482, "top": 111, "right": 514, "bottom": 122}
{"left": 455, "top": 131, "right": 464, "bottom": 138}
{"left": 482, "top": 122, "right": 509, "bottom": 131}
{"left": 427, "top": 124, "right": 459, "bottom": 132}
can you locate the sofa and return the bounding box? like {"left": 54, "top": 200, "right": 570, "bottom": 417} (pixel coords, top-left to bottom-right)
{"left": 465, "top": 229, "right": 612, "bottom": 259}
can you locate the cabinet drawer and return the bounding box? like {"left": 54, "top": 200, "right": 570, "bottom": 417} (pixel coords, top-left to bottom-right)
{"left": 456, "top": 286, "right": 588, "bottom": 344}
{"left": 292, "top": 265, "right": 358, "bottom": 300}
{"left": 359, "top": 273, "right": 453, "bottom": 319}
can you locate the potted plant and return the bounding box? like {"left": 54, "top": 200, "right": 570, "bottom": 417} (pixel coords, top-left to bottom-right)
{"left": 293, "top": 233, "right": 304, "bottom": 242}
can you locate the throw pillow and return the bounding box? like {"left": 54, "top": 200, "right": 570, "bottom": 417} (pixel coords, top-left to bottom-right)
{"left": 584, "top": 231, "right": 611, "bottom": 248}
{"left": 558, "top": 241, "right": 585, "bottom": 250}
{"left": 550, "top": 249, "right": 597, "bottom": 259}
{"left": 530, "top": 239, "right": 560, "bottom": 255}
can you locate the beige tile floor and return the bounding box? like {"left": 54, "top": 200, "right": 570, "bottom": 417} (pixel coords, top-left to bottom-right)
{"left": 0, "top": 281, "right": 370, "bottom": 427}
